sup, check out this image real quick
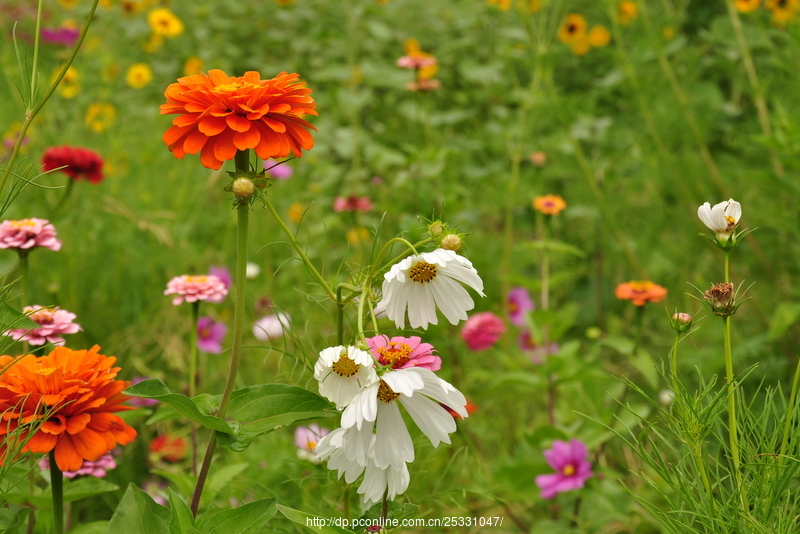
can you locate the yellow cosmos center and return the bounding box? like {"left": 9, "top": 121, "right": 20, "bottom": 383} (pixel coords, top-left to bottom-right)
{"left": 563, "top": 464, "right": 575, "bottom": 476}
{"left": 724, "top": 215, "right": 736, "bottom": 230}
{"left": 375, "top": 342, "right": 412, "bottom": 368}
{"left": 409, "top": 261, "right": 437, "bottom": 284}
{"left": 377, "top": 380, "right": 400, "bottom": 404}
{"left": 331, "top": 354, "right": 359, "bottom": 378}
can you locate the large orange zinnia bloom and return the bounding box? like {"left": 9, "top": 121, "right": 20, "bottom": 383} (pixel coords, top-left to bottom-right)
{"left": 0, "top": 346, "right": 137, "bottom": 472}
{"left": 160, "top": 70, "right": 317, "bottom": 170}
{"left": 615, "top": 280, "right": 668, "bottom": 306}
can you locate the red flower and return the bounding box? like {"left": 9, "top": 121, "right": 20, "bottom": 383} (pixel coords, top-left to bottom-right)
{"left": 149, "top": 435, "right": 188, "bottom": 462}
{"left": 42, "top": 146, "right": 104, "bottom": 184}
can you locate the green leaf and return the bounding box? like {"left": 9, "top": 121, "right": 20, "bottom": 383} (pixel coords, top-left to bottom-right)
{"left": 202, "top": 498, "right": 277, "bottom": 534}
{"left": 124, "top": 379, "right": 234, "bottom": 434}
{"left": 108, "top": 484, "right": 171, "bottom": 534}
{"left": 0, "top": 303, "right": 37, "bottom": 329}
{"left": 168, "top": 489, "right": 195, "bottom": 534}
{"left": 2, "top": 477, "right": 119, "bottom": 508}
{"left": 205, "top": 463, "right": 249, "bottom": 502}
{"left": 631, "top": 349, "right": 659, "bottom": 390}
{"left": 68, "top": 521, "right": 109, "bottom": 534}
{"left": 0, "top": 507, "right": 27, "bottom": 532}
{"left": 277, "top": 505, "right": 355, "bottom": 534}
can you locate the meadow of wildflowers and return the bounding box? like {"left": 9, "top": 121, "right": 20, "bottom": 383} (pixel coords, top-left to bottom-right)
{"left": 2, "top": 0, "right": 800, "bottom": 533}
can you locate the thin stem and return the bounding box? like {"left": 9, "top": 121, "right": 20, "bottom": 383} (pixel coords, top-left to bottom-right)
{"left": 723, "top": 315, "right": 747, "bottom": 510}
{"left": 189, "top": 301, "right": 199, "bottom": 477}
{"left": 336, "top": 286, "right": 345, "bottom": 346}
{"left": 671, "top": 332, "right": 680, "bottom": 395}
{"left": 30, "top": 0, "right": 43, "bottom": 105}
{"left": 724, "top": 250, "right": 730, "bottom": 284}
{"left": 540, "top": 216, "right": 550, "bottom": 312}
{"left": 501, "top": 153, "right": 522, "bottom": 318}
{"left": 49, "top": 179, "right": 75, "bottom": 220}
{"left": 49, "top": 450, "right": 63, "bottom": 534}
{"left": 190, "top": 150, "right": 251, "bottom": 516}
{"left": 778, "top": 353, "right": 800, "bottom": 462}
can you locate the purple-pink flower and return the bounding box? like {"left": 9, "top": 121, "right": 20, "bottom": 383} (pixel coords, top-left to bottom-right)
{"left": 128, "top": 377, "right": 159, "bottom": 408}
{"left": 164, "top": 274, "right": 228, "bottom": 305}
{"left": 3, "top": 305, "right": 81, "bottom": 346}
{"left": 365, "top": 334, "right": 441, "bottom": 371}
{"left": 461, "top": 311, "right": 506, "bottom": 351}
{"left": 508, "top": 287, "right": 534, "bottom": 327}
{"left": 294, "top": 424, "right": 329, "bottom": 461}
{"left": 40, "top": 453, "right": 116, "bottom": 479}
{"left": 264, "top": 158, "right": 294, "bottom": 180}
{"left": 0, "top": 218, "right": 61, "bottom": 251}
{"left": 518, "top": 331, "right": 559, "bottom": 365}
{"left": 197, "top": 316, "right": 227, "bottom": 354}
{"left": 535, "top": 439, "right": 593, "bottom": 499}
{"left": 208, "top": 266, "right": 232, "bottom": 289}
{"left": 333, "top": 195, "right": 373, "bottom": 213}
{"left": 40, "top": 25, "right": 80, "bottom": 47}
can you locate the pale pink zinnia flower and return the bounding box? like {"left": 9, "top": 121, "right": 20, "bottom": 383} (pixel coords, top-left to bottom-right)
{"left": 3, "top": 305, "right": 81, "bottom": 346}
{"left": 264, "top": 158, "right": 294, "bottom": 180}
{"left": 197, "top": 316, "right": 227, "bottom": 354}
{"left": 333, "top": 195, "right": 374, "bottom": 213}
{"left": 0, "top": 218, "right": 61, "bottom": 251}
{"left": 461, "top": 311, "right": 506, "bottom": 351}
{"left": 365, "top": 334, "right": 441, "bottom": 371}
{"left": 396, "top": 56, "right": 438, "bottom": 70}
{"left": 164, "top": 275, "right": 228, "bottom": 305}
{"left": 40, "top": 453, "right": 116, "bottom": 479}
{"left": 253, "top": 312, "right": 291, "bottom": 341}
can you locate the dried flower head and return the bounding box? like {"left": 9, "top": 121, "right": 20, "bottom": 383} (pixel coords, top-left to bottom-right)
{"left": 703, "top": 282, "right": 736, "bottom": 315}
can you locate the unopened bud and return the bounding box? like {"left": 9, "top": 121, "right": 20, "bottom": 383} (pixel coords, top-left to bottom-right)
{"left": 440, "top": 234, "right": 462, "bottom": 252}
{"left": 428, "top": 221, "right": 444, "bottom": 237}
{"left": 670, "top": 312, "right": 693, "bottom": 333}
{"left": 231, "top": 177, "right": 255, "bottom": 199}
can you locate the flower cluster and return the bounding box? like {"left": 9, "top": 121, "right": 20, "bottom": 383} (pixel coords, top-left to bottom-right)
{"left": 0, "top": 218, "right": 61, "bottom": 251}
{"left": 3, "top": 305, "right": 82, "bottom": 346}
{"left": 42, "top": 146, "right": 104, "bottom": 184}
{"left": 314, "top": 337, "right": 469, "bottom": 504}
{"left": 557, "top": 14, "right": 611, "bottom": 55}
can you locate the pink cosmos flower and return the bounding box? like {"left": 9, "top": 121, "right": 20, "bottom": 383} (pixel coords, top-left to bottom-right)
{"left": 40, "top": 26, "right": 80, "bottom": 47}
{"left": 164, "top": 274, "right": 228, "bottom": 305}
{"left": 264, "top": 158, "right": 293, "bottom": 180}
{"left": 208, "top": 265, "right": 232, "bottom": 289}
{"left": 461, "top": 312, "right": 506, "bottom": 351}
{"left": 253, "top": 312, "right": 291, "bottom": 341}
{"left": 294, "top": 424, "right": 330, "bottom": 462}
{"left": 535, "top": 439, "right": 593, "bottom": 499}
{"left": 0, "top": 218, "right": 61, "bottom": 251}
{"left": 3, "top": 305, "right": 81, "bottom": 346}
{"left": 508, "top": 287, "right": 534, "bottom": 327}
{"left": 365, "top": 334, "right": 441, "bottom": 371}
{"left": 333, "top": 195, "right": 374, "bottom": 213}
{"left": 518, "top": 331, "right": 559, "bottom": 365}
{"left": 197, "top": 316, "right": 226, "bottom": 354}
{"left": 39, "top": 453, "right": 117, "bottom": 479}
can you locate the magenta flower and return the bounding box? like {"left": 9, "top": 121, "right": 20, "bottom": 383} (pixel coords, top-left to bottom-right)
{"left": 40, "top": 26, "right": 80, "bottom": 47}
{"left": 0, "top": 218, "right": 61, "bottom": 251}
{"left": 208, "top": 265, "right": 232, "bottom": 289}
{"left": 508, "top": 287, "right": 534, "bottom": 327}
{"left": 333, "top": 195, "right": 373, "bottom": 213}
{"left": 128, "top": 377, "right": 159, "bottom": 408}
{"left": 164, "top": 274, "right": 228, "bottom": 305}
{"left": 197, "top": 316, "right": 227, "bottom": 354}
{"left": 518, "top": 330, "right": 559, "bottom": 365}
{"left": 535, "top": 439, "right": 593, "bottom": 499}
{"left": 3, "top": 305, "right": 81, "bottom": 346}
{"left": 365, "top": 334, "right": 441, "bottom": 371}
{"left": 461, "top": 311, "right": 506, "bottom": 351}
{"left": 264, "top": 158, "right": 293, "bottom": 180}
{"left": 39, "top": 453, "right": 116, "bottom": 479}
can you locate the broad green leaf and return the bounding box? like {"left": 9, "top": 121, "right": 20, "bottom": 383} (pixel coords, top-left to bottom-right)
{"left": 108, "top": 484, "right": 171, "bottom": 534}
{"left": 2, "top": 477, "right": 118, "bottom": 508}
{"left": 124, "top": 379, "right": 234, "bottom": 434}
{"left": 768, "top": 302, "right": 800, "bottom": 340}
{"left": 201, "top": 498, "right": 277, "bottom": 534}
{"left": 206, "top": 463, "right": 249, "bottom": 500}
{"left": 68, "top": 521, "right": 108, "bottom": 534}
{"left": 0, "top": 303, "right": 37, "bottom": 329}
{"left": 168, "top": 488, "right": 195, "bottom": 534}
{"left": 277, "top": 505, "right": 355, "bottom": 534}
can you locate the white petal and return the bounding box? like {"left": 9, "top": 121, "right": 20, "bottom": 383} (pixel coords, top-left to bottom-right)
{"left": 386, "top": 463, "right": 410, "bottom": 500}
{"left": 697, "top": 202, "right": 714, "bottom": 230}
{"left": 400, "top": 393, "right": 456, "bottom": 447}
{"left": 431, "top": 276, "right": 473, "bottom": 325}
{"left": 341, "top": 382, "right": 379, "bottom": 430}
{"left": 358, "top": 461, "right": 388, "bottom": 505}
{"left": 382, "top": 369, "right": 425, "bottom": 397}
{"left": 726, "top": 199, "right": 741, "bottom": 223}
{"left": 373, "top": 403, "right": 414, "bottom": 469}
{"left": 405, "top": 367, "right": 468, "bottom": 418}
{"left": 328, "top": 447, "right": 366, "bottom": 483}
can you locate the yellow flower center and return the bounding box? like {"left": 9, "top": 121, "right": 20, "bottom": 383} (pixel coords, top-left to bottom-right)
{"left": 307, "top": 440, "right": 317, "bottom": 450}
{"left": 10, "top": 220, "right": 36, "bottom": 229}
{"left": 409, "top": 261, "right": 437, "bottom": 284}
{"left": 331, "top": 353, "right": 359, "bottom": 377}
{"left": 724, "top": 215, "right": 736, "bottom": 230}
{"left": 563, "top": 464, "right": 575, "bottom": 476}
{"left": 29, "top": 308, "right": 55, "bottom": 324}
{"left": 185, "top": 275, "right": 208, "bottom": 283}
{"left": 374, "top": 342, "right": 412, "bottom": 367}
{"left": 213, "top": 81, "right": 255, "bottom": 94}
{"left": 377, "top": 379, "right": 400, "bottom": 404}
{"left": 35, "top": 367, "right": 58, "bottom": 377}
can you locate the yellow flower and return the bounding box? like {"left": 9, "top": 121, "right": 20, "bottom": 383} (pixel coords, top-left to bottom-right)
{"left": 570, "top": 34, "right": 591, "bottom": 55}
{"left": 58, "top": 0, "right": 78, "bottom": 10}
{"left": 525, "top": 0, "right": 542, "bottom": 13}
{"left": 767, "top": 0, "right": 799, "bottom": 25}
{"left": 99, "top": 0, "right": 113, "bottom": 9}
{"left": 346, "top": 227, "right": 371, "bottom": 245}
{"left": 588, "top": 25, "right": 611, "bottom": 48}
{"left": 558, "top": 14, "right": 588, "bottom": 44}
{"left": 183, "top": 56, "right": 204, "bottom": 76}
{"left": 663, "top": 26, "right": 675, "bottom": 40}
{"left": 143, "top": 33, "right": 164, "bottom": 53}
{"left": 488, "top": 0, "right": 511, "bottom": 11}
{"left": 402, "top": 38, "right": 439, "bottom": 80}
{"left": 533, "top": 195, "right": 567, "bottom": 215}
{"left": 147, "top": 8, "right": 184, "bottom": 38}
{"left": 84, "top": 103, "right": 117, "bottom": 133}
{"left": 288, "top": 202, "right": 305, "bottom": 224}
{"left": 55, "top": 66, "right": 80, "bottom": 99}
{"left": 735, "top": 0, "right": 760, "bottom": 12}
{"left": 126, "top": 63, "right": 153, "bottom": 89}
{"left": 618, "top": 1, "right": 638, "bottom": 25}
{"left": 120, "top": 0, "right": 146, "bottom": 15}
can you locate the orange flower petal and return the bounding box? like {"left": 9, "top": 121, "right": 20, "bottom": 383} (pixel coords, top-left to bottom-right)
{"left": 183, "top": 130, "right": 209, "bottom": 155}
{"left": 233, "top": 128, "right": 260, "bottom": 151}
{"left": 225, "top": 114, "right": 251, "bottom": 133}
{"left": 66, "top": 413, "right": 91, "bottom": 435}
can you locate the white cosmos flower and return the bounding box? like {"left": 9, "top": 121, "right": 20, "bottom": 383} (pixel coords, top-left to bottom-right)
{"left": 340, "top": 367, "right": 468, "bottom": 470}
{"left": 359, "top": 460, "right": 410, "bottom": 505}
{"left": 697, "top": 199, "right": 741, "bottom": 242}
{"left": 314, "top": 346, "right": 379, "bottom": 410}
{"left": 382, "top": 248, "right": 485, "bottom": 329}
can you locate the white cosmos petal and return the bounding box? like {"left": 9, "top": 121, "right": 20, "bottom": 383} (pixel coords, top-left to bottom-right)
{"left": 697, "top": 202, "right": 714, "bottom": 230}
{"left": 726, "top": 199, "right": 742, "bottom": 222}
{"left": 341, "top": 382, "right": 379, "bottom": 430}
{"left": 359, "top": 461, "right": 388, "bottom": 505}
{"left": 382, "top": 369, "right": 425, "bottom": 397}
{"left": 315, "top": 346, "right": 378, "bottom": 410}
{"left": 342, "top": 424, "right": 374, "bottom": 466}
{"left": 404, "top": 367, "right": 468, "bottom": 418}
{"left": 710, "top": 201, "right": 728, "bottom": 231}
{"left": 373, "top": 402, "right": 414, "bottom": 469}
{"left": 400, "top": 392, "right": 456, "bottom": 447}
{"left": 314, "top": 427, "right": 345, "bottom": 461}
{"left": 328, "top": 447, "right": 366, "bottom": 484}
{"left": 386, "top": 463, "right": 410, "bottom": 501}
{"left": 432, "top": 276, "right": 473, "bottom": 324}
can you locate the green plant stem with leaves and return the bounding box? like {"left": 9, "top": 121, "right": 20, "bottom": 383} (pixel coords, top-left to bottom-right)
{"left": 723, "top": 314, "right": 747, "bottom": 510}
{"left": 189, "top": 300, "right": 200, "bottom": 476}
{"left": 49, "top": 450, "right": 63, "bottom": 534}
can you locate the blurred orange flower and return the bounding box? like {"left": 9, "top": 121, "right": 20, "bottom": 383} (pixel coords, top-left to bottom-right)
{"left": 149, "top": 435, "right": 187, "bottom": 462}
{"left": 588, "top": 25, "right": 611, "bottom": 48}
{"left": 533, "top": 195, "right": 567, "bottom": 216}
{"left": 735, "top": 0, "right": 760, "bottom": 12}
{"left": 767, "top": 0, "right": 799, "bottom": 25}
{"left": 183, "top": 56, "right": 204, "bottom": 76}
{"left": 558, "top": 14, "right": 588, "bottom": 44}
{"left": 487, "top": 0, "right": 511, "bottom": 11}
{"left": 160, "top": 70, "right": 317, "bottom": 170}
{"left": 0, "top": 346, "right": 137, "bottom": 472}
{"left": 618, "top": 1, "right": 639, "bottom": 25}
{"left": 615, "top": 280, "right": 668, "bottom": 306}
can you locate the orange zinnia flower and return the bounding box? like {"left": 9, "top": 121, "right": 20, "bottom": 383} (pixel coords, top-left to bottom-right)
{"left": 533, "top": 195, "right": 567, "bottom": 215}
{"left": 0, "top": 346, "right": 137, "bottom": 472}
{"left": 160, "top": 70, "right": 317, "bottom": 170}
{"left": 615, "top": 280, "right": 668, "bottom": 306}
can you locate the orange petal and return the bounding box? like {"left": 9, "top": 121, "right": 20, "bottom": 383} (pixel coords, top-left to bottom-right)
{"left": 233, "top": 128, "right": 260, "bottom": 151}
{"left": 70, "top": 428, "right": 109, "bottom": 462}
{"left": 198, "top": 116, "right": 228, "bottom": 136}
{"left": 200, "top": 141, "right": 223, "bottom": 170}
{"left": 66, "top": 413, "right": 91, "bottom": 435}
{"left": 54, "top": 435, "right": 84, "bottom": 472}
{"left": 225, "top": 114, "right": 251, "bottom": 133}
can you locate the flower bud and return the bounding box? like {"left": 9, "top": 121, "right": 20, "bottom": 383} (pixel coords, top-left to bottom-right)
{"left": 440, "top": 234, "right": 462, "bottom": 252}
{"left": 428, "top": 221, "right": 444, "bottom": 237}
{"left": 231, "top": 177, "right": 255, "bottom": 199}
{"left": 670, "top": 312, "right": 693, "bottom": 333}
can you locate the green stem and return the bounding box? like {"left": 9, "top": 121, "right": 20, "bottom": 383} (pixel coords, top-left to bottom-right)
{"left": 671, "top": 332, "right": 680, "bottom": 395}
{"left": 49, "top": 450, "right": 63, "bottom": 534}
{"left": 540, "top": 216, "right": 550, "bottom": 312}
{"left": 18, "top": 250, "right": 29, "bottom": 307}
{"left": 779, "top": 354, "right": 800, "bottom": 462}
{"left": 49, "top": 179, "right": 75, "bottom": 220}
{"left": 336, "top": 286, "right": 345, "bottom": 346}
{"left": 723, "top": 315, "right": 747, "bottom": 510}
{"left": 189, "top": 300, "right": 199, "bottom": 476}
{"left": 501, "top": 153, "right": 522, "bottom": 318}
{"left": 190, "top": 150, "right": 251, "bottom": 516}
{"left": 724, "top": 250, "right": 730, "bottom": 284}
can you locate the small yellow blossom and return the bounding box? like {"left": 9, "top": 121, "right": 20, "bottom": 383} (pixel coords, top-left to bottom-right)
{"left": 346, "top": 227, "right": 371, "bottom": 245}
{"left": 58, "top": 0, "right": 78, "bottom": 10}
{"left": 618, "top": 1, "right": 639, "bottom": 25}
{"left": 288, "top": 202, "right": 305, "bottom": 224}
{"left": 570, "top": 34, "right": 591, "bottom": 55}
{"left": 588, "top": 25, "right": 611, "bottom": 48}
{"left": 55, "top": 66, "right": 80, "bottom": 99}
{"left": 767, "top": 0, "right": 799, "bottom": 25}
{"left": 120, "top": 0, "right": 146, "bottom": 15}
{"left": 84, "top": 103, "right": 117, "bottom": 133}
{"left": 183, "top": 56, "right": 204, "bottom": 76}
{"left": 735, "top": 0, "right": 760, "bottom": 12}
{"left": 524, "top": 0, "right": 542, "bottom": 13}
{"left": 126, "top": 63, "right": 153, "bottom": 89}
{"left": 99, "top": 0, "right": 113, "bottom": 9}
{"left": 533, "top": 195, "right": 567, "bottom": 216}
{"left": 147, "top": 8, "right": 184, "bottom": 38}
{"left": 663, "top": 26, "right": 675, "bottom": 40}
{"left": 488, "top": 0, "right": 511, "bottom": 11}
{"left": 558, "top": 14, "right": 588, "bottom": 44}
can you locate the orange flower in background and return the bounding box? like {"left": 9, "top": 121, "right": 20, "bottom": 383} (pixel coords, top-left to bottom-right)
{"left": 558, "top": 14, "right": 588, "bottom": 44}
{"left": 615, "top": 280, "right": 668, "bottom": 306}
{"left": 588, "top": 25, "right": 611, "bottom": 48}
{"left": 767, "top": 0, "right": 799, "bottom": 25}
{"left": 0, "top": 346, "right": 137, "bottom": 472}
{"left": 183, "top": 56, "right": 204, "bottom": 76}
{"left": 618, "top": 1, "right": 639, "bottom": 25}
{"left": 401, "top": 39, "right": 439, "bottom": 80}
{"left": 149, "top": 435, "right": 188, "bottom": 462}
{"left": 487, "top": 0, "right": 511, "bottom": 11}
{"left": 147, "top": 7, "right": 184, "bottom": 38}
{"left": 160, "top": 70, "right": 317, "bottom": 170}
{"left": 735, "top": 0, "right": 760, "bottom": 12}
{"left": 533, "top": 195, "right": 567, "bottom": 216}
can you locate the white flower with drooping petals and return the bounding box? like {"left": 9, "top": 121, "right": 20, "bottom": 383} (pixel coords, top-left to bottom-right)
{"left": 697, "top": 199, "right": 741, "bottom": 243}
{"left": 314, "top": 346, "right": 379, "bottom": 410}
{"left": 381, "top": 248, "right": 485, "bottom": 329}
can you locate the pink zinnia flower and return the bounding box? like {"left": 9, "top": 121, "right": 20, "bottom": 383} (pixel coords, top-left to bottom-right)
{"left": 164, "top": 274, "right": 228, "bottom": 305}
{"left": 0, "top": 218, "right": 61, "bottom": 251}
{"left": 461, "top": 311, "right": 506, "bottom": 351}
{"left": 264, "top": 158, "right": 294, "bottom": 180}
{"left": 39, "top": 453, "right": 117, "bottom": 479}
{"left": 197, "top": 316, "right": 226, "bottom": 354}
{"left": 3, "top": 305, "right": 81, "bottom": 346}
{"left": 508, "top": 287, "right": 534, "bottom": 327}
{"left": 333, "top": 195, "right": 373, "bottom": 213}
{"left": 365, "top": 334, "right": 441, "bottom": 371}
{"left": 396, "top": 56, "right": 438, "bottom": 70}
{"left": 535, "top": 439, "right": 593, "bottom": 499}
{"left": 42, "top": 146, "right": 104, "bottom": 184}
